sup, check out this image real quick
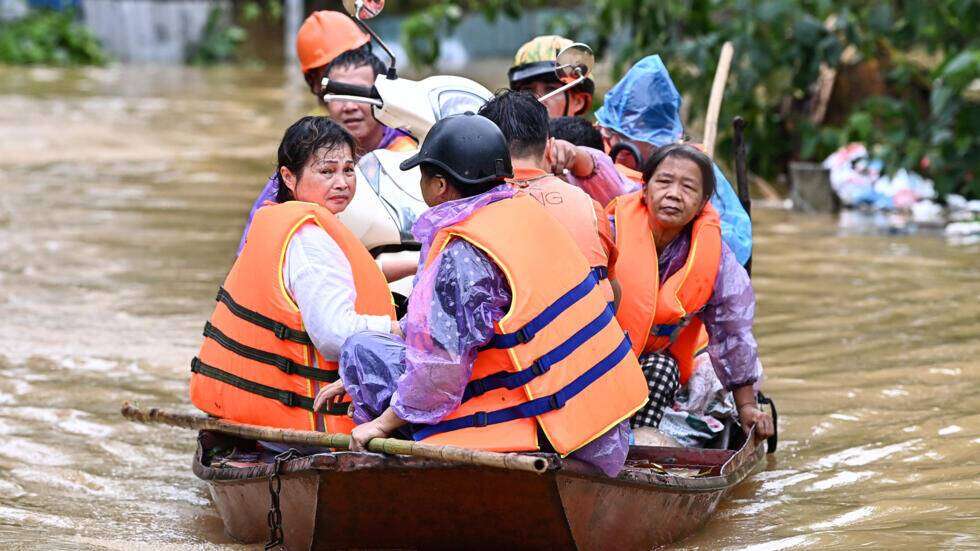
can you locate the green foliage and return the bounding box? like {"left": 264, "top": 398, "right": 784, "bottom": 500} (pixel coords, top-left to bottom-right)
{"left": 401, "top": 0, "right": 980, "bottom": 198}
{"left": 188, "top": 6, "right": 246, "bottom": 65}
{"left": 241, "top": 0, "right": 282, "bottom": 23}
{"left": 0, "top": 9, "right": 107, "bottom": 66}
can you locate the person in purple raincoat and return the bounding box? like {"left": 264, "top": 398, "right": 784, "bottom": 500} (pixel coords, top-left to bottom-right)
{"left": 611, "top": 143, "right": 774, "bottom": 440}
{"left": 554, "top": 55, "right": 754, "bottom": 268}
{"left": 314, "top": 114, "right": 637, "bottom": 477}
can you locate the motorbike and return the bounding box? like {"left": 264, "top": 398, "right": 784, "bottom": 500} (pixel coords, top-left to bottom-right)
{"left": 329, "top": 0, "right": 595, "bottom": 309}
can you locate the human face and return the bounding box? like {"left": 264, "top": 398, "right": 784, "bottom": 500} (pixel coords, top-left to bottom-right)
{"left": 325, "top": 64, "right": 384, "bottom": 150}
{"left": 281, "top": 144, "right": 357, "bottom": 214}
{"left": 643, "top": 155, "right": 707, "bottom": 231}
{"left": 513, "top": 80, "right": 588, "bottom": 118}
{"left": 419, "top": 168, "right": 461, "bottom": 208}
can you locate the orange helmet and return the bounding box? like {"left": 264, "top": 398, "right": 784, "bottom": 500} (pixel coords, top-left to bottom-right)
{"left": 296, "top": 11, "right": 371, "bottom": 73}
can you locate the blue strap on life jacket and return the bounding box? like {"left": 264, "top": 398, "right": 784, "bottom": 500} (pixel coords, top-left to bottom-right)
{"left": 411, "top": 335, "right": 632, "bottom": 441}
{"left": 461, "top": 305, "right": 616, "bottom": 402}
{"left": 651, "top": 311, "right": 701, "bottom": 342}
{"left": 484, "top": 267, "right": 604, "bottom": 350}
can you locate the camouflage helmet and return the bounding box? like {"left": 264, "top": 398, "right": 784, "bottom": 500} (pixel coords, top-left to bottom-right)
{"left": 508, "top": 35, "right": 596, "bottom": 97}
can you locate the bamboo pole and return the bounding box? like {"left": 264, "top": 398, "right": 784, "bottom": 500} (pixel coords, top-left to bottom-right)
{"left": 703, "top": 41, "right": 735, "bottom": 158}
{"left": 121, "top": 403, "right": 549, "bottom": 474}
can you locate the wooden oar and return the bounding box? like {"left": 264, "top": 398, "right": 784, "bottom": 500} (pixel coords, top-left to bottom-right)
{"left": 120, "top": 402, "right": 549, "bottom": 474}
{"left": 703, "top": 41, "right": 735, "bottom": 158}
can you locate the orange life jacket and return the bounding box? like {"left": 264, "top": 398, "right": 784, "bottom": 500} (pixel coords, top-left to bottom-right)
{"left": 385, "top": 133, "right": 418, "bottom": 153}
{"left": 609, "top": 192, "right": 721, "bottom": 385}
{"left": 508, "top": 167, "right": 614, "bottom": 303}
{"left": 411, "top": 195, "right": 648, "bottom": 455}
{"left": 615, "top": 163, "right": 644, "bottom": 185}
{"left": 190, "top": 201, "right": 395, "bottom": 432}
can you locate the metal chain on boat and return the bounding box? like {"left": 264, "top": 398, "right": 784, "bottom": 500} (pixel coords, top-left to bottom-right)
{"left": 265, "top": 448, "right": 300, "bottom": 550}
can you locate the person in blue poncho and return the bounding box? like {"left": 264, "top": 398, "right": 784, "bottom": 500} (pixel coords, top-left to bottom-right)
{"left": 566, "top": 55, "right": 753, "bottom": 266}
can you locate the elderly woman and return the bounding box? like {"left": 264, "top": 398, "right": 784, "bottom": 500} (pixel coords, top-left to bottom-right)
{"left": 608, "top": 143, "right": 774, "bottom": 440}
{"left": 190, "top": 116, "right": 398, "bottom": 437}
{"left": 565, "top": 55, "right": 753, "bottom": 268}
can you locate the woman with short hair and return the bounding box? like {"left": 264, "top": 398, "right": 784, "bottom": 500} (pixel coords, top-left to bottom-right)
{"left": 608, "top": 143, "right": 774, "bottom": 439}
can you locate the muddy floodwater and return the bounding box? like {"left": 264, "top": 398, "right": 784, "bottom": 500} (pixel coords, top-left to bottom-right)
{"left": 0, "top": 65, "right": 977, "bottom": 550}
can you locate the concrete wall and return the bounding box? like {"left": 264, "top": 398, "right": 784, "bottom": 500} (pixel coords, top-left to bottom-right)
{"left": 81, "top": 0, "right": 230, "bottom": 63}
{"left": 0, "top": 0, "right": 28, "bottom": 20}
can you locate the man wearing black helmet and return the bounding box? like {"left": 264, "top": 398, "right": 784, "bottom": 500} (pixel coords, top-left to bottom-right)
{"left": 509, "top": 36, "right": 596, "bottom": 118}
{"left": 320, "top": 114, "right": 648, "bottom": 478}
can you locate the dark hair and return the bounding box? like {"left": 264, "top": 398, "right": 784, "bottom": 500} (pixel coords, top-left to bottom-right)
{"left": 549, "top": 116, "right": 603, "bottom": 150}
{"left": 326, "top": 43, "right": 386, "bottom": 77}
{"left": 641, "top": 143, "right": 716, "bottom": 201}
{"left": 420, "top": 163, "right": 501, "bottom": 199}
{"left": 477, "top": 90, "right": 549, "bottom": 159}
{"left": 303, "top": 43, "right": 387, "bottom": 90}
{"left": 275, "top": 116, "right": 358, "bottom": 202}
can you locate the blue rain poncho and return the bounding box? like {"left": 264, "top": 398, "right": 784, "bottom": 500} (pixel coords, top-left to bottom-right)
{"left": 595, "top": 55, "right": 753, "bottom": 265}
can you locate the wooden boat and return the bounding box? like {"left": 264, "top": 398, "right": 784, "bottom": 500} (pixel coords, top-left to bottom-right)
{"left": 193, "top": 424, "right": 767, "bottom": 550}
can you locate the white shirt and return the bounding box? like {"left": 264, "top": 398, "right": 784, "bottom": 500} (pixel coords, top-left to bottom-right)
{"left": 283, "top": 222, "right": 392, "bottom": 361}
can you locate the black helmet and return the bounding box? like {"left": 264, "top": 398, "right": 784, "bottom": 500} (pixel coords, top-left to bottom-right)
{"left": 400, "top": 113, "right": 513, "bottom": 185}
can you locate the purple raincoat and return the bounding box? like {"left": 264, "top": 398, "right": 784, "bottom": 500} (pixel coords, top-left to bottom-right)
{"left": 339, "top": 186, "right": 633, "bottom": 477}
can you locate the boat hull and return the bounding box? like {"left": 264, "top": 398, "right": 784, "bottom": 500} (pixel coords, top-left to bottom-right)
{"left": 194, "top": 430, "right": 765, "bottom": 550}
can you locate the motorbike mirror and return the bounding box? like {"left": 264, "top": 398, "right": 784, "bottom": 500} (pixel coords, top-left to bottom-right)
{"left": 342, "top": 0, "right": 396, "bottom": 78}
{"left": 342, "top": 0, "right": 384, "bottom": 21}
{"left": 538, "top": 43, "right": 595, "bottom": 104}
{"left": 554, "top": 43, "right": 595, "bottom": 83}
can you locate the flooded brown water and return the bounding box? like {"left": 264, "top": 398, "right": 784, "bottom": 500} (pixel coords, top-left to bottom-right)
{"left": 0, "top": 65, "right": 977, "bottom": 550}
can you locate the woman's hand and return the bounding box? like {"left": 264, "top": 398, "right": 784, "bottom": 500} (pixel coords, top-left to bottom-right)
{"left": 733, "top": 384, "right": 774, "bottom": 441}
{"left": 312, "top": 380, "right": 347, "bottom": 414}
{"left": 547, "top": 139, "right": 595, "bottom": 177}
{"left": 739, "top": 404, "right": 775, "bottom": 441}
{"left": 390, "top": 320, "right": 404, "bottom": 338}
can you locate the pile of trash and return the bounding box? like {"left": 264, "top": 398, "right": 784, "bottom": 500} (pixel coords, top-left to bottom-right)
{"left": 823, "top": 143, "right": 980, "bottom": 242}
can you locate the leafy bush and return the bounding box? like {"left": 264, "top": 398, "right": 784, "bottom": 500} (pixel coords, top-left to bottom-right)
{"left": 402, "top": 1, "right": 979, "bottom": 198}
{"left": 0, "top": 9, "right": 107, "bottom": 65}
{"left": 187, "top": 6, "right": 246, "bottom": 65}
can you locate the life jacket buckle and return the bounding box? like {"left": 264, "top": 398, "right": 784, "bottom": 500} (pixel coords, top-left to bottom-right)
{"left": 274, "top": 356, "right": 295, "bottom": 375}
{"left": 530, "top": 360, "right": 550, "bottom": 377}
{"left": 549, "top": 394, "right": 566, "bottom": 411}
{"left": 474, "top": 411, "right": 489, "bottom": 427}
{"left": 470, "top": 379, "right": 486, "bottom": 397}
{"left": 273, "top": 323, "right": 289, "bottom": 340}
{"left": 278, "top": 391, "right": 297, "bottom": 407}
{"left": 515, "top": 327, "right": 532, "bottom": 345}
{"left": 668, "top": 315, "right": 694, "bottom": 344}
